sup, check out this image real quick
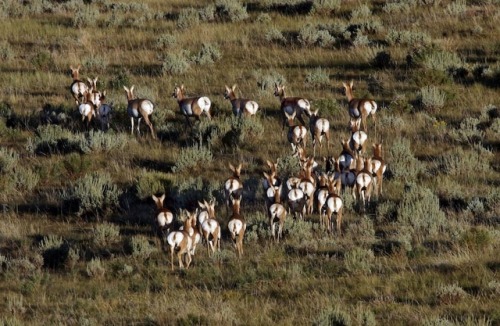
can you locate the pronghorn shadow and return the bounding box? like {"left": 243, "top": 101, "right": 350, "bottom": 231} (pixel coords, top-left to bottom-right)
{"left": 247, "top": 1, "right": 313, "bottom": 15}
{"left": 128, "top": 64, "right": 163, "bottom": 77}
{"left": 134, "top": 158, "right": 175, "bottom": 173}
{"left": 372, "top": 240, "right": 403, "bottom": 256}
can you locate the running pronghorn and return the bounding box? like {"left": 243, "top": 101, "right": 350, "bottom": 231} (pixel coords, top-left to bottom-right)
{"left": 70, "top": 65, "right": 88, "bottom": 105}
{"left": 339, "top": 138, "right": 357, "bottom": 172}
{"left": 371, "top": 143, "right": 387, "bottom": 198}
{"left": 227, "top": 193, "right": 246, "bottom": 258}
{"left": 96, "top": 91, "right": 113, "bottom": 132}
{"left": 224, "top": 163, "right": 243, "bottom": 216}
{"left": 274, "top": 83, "right": 311, "bottom": 129}
{"left": 342, "top": 80, "right": 377, "bottom": 133}
{"left": 78, "top": 89, "right": 97, "bottom": 130}
{"left": 349, "top": 119, "right": 368, "bottom": 156}
{"left": 179, "top": 209, "right": 201, "bottom": 256}
{"left": 224, "top": 84, "right": 259, "bottom": 117}
{"left": 198, "top": 200, "right": 221, "bottom": 256}
{"left": 152, "top": 194, "right": 174, "bottom": 250}
{"left": 262, "top": 160, "right": 281, "bottom": 192}
{"left": 86, "top": 77, "right": 102, "bottom": 108}
{"left": 166, "top": 210, "right": 194, "bottom": 270}
{"left": 287, "top": 183, "right": 307, "bottom": 221}
{"left": 298, "top": 157, "right": 317, "bottom": 216}
{"left": 309, "top": 109, "right": 330, "bottom": 156}
{"left": 267, "top": 184, "right": 287, "bottom": 243}
{"left": 285, "top": 111, "right": 308, "bottom": 153}
{"left": 323, "top": 174, "right": 343, "bottom": 235}
{"left": 123, "top": 85, "right": 156, "bottom": 139}
{"left": 355, "top": 155, "right": 373, "bottom": 212}
{"left": 172, "top": 84, "right": 211, "bottom": 127}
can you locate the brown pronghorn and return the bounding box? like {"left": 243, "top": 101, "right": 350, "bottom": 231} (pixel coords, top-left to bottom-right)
{"left": 287, "top": 185, "right": 307, "bottom": 221}
{"left": 172, "top": 84, "right": 211, "bottom": 127}
{"left": 152, "top": 194, "right": 174, "bottom": 250}
{"left": 342, "top": 80, "right": 377, "bottom": 133}
{"left": 179, "top": 209, "right": 202, "bottom": 256}
{"left": 371, "top": 143, "right": 387, "bottom": 198}
{"left": 285, "top": 111, "right": 308, "bottom": 153}
{"left": 227, "top": 193, "right": 246, "bottom": 258}
{"left": 166, "top": 211, "right": 194, "bottom": 270}
{"left": 268, "top": 184, "right": 286, "bottom": 243}
{"left": 198, "top": 200, "right": 221, "bottom": 256}
{"left": 78, "top": 89, "right": 97, "bottom": 130}
{"left": 265, "top": 174, "right": 282, "bottom": 210}
{"left": 87, "top": 77, "right": 102, "bottom": 109}
{"left": 274, "top": 83, "right": 311, "bottom": 129}
{"left": 349, "top": 119, "right": 368, "bottom": 156}
{"left": 70, "top": 65, "right": 88, "bottom": 105}
{"left": 355, "top": 156, "right": 373, "bottom": 211}
{"left": 224, "top": 163, "right": 243, "bottom": 216}
{"left": 309, "top": 109, "right": 330, "bottom": 156}
{"left": 339, "top": 138, "right": 356, "bottom": 172}
{"left": 262, "top": 160, "right": 280, "bottom": 192}
{"left": 224, "top": 84, "right": 259, "bottom": 117}
{"left": 298, "top": 157, "right": 317, "bottom": 216}
{"left": 324, "top": 174, "right": 343, "bottom": 235}
{"left": 123, "top": 86, "right": 156, "bottom": 139}
{"left": 96, "top": 91, "right": 113, "bottom": 132}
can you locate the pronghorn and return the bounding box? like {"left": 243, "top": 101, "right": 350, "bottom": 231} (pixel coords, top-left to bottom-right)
{"left": 349, "top": 119, "right": 368, "bottom": 156}
{"left": 285, "top": 111, "right": 308, "bottom": 153}
{"left": 123, "top": 86, "right": 156, "bottom": 139}
{"left": 268, "top": 184, "right": 287, "bottom": 243}
{"left": 227, "top": 193, "right": 246, "bottom": 258}
{"left": 287, "top": 185, "right": 307, "bottom": 221}
{"left": 262, "top": 160, "right": 281, "bottom": 192}
{"left": 166, "top": 210, "right": 194, "bottom": 270}
{"left": 265, "top": 176, "right": 282, "bottom": 210}
{"left": 371, "top": 143, "right": 387, "bottom": 198}
{"left": 198, "top": 200, "right": 221, "bottom": 256}
{"left": 224, "top": 84, "right": 259, "bottom": 117}
{"left": 152, "top": 194, "right": 174, "bottom": 250}
{"left": 172, "top": 84, "right": 211, "bottom": 127}
{"left": 339, "top": 138, "right": 357, "bottom": 172}
{"left": 342, "top": 80, "right": 377, "bottom": 133}
{"left": 298, "top": 157, "right": 317, "bottom": 216}
{"left": 87, "top": 77, "right": 102, "bottom": 108}
{"left": 274, "top": 83, "right": 311, "bottom": 129}
{"left": 179, "top": 209, "right": 202, "bottom": 256}
{"left": 316, "top": 173, "right": 330, "bottom": 215}
{"left": 78, "top": 89, "right": 97, "bottom": 130}
{"left": 309, "top": 109, "right": 330, "bottom": 156}
{"left": 355, "top": 156, "right": 373, "bottom": 211}
{"left": 324, "top": 174, "right": 343, "bottom": 235}
{"left": 224, "top": 163, "right": 243, "bottom": 216}
{"left": 69, "top": 65, "right": 88, "bottom": 105}
{"left": 96, "top": 90, "right": 113, "bottom": 131}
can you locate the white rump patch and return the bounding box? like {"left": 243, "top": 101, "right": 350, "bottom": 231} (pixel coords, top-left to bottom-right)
{"left": 142, "top": 100, "right": 154, "bottom": 115}
{"left": 157, "top": 212, "right": 173, "bottom": 227}
{"left": 79, "top": 103, "right": 92, "bottom": 116}
{"left": 228, "top": 219, "right": 243, "bottom": 234}
{"left": 245, "top": 101, "right": 259, "bottom": 115}
{"left": 297, "top": 99, "right": 310, "bottom": 110}
{"left": 352, "top": 131, "right": 367, "bottom": 144}
{"left": 288, "top": 189, "right": 304, "bottom": 202}
{"left": 198, "top": 97, "right": 211, "bottom": 112}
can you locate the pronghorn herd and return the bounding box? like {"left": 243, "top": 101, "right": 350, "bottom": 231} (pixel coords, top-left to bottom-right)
{"left": 68, "top": 66, "right": 386, "bottom": 270}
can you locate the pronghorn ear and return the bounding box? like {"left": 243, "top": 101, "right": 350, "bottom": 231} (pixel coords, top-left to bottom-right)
{"left": 77, "top": 64, "right": 81, "bottom": 70}
{"left": 152, "top": 194, "right": 158, "bottom": 201}
{"left": 349, "top": 80, "right": 353, "bottom": 88}
{"left": 159, "top": 194, "right": 165, "bottom": 202}
{"left": 237, "top": 163, "right": 242, "bottom": 172}
{"left": 130, "top": 85, "right": 135, "bottom": 93}
{"left": 181, "top": 84, "right": 185, "bottom": 90}
{"left": 263, "top": 172, "right": 269, "bottom": 179}
{"left": 87, "top": 78, "right": 92, "bottom": 85}
{"left": 232, "top": 84, "right": 236, "bottom": 91}
{"left": 229, "top": 163, "right": 235, "bottom": 171}
{"left": 123, "top": 86, "right": 129, "bottom": 92}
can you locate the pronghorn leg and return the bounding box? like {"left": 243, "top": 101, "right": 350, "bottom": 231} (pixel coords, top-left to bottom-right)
{"left": 137, "top": 117, "right": 142, "bottom": 137}
{"left": 143, "top": 115, "right": 156, "bottom": 139}
{"left": 170, "top": 247, "right": 174, "bottom": 271}
{"left": 130, "top": 117, "right": 135, "bottom": 135}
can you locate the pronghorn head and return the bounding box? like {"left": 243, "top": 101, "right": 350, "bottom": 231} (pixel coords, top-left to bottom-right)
{"left": 229, "top": 163, "right": 242, "bottom": 179}
{"left": 123, "top": 85, "right": 135, "bottom": 101}
{"left": 274, "top": 83, "right": 285, "bottom": 98}
{"left": 373, "top": 143, "right": 383, "bottom": 157}
{"left": 198, "top": 199, "right": 216, "bottom": 219}
{"left": 172, "top": 84, "right": 185, "bottom": 99}
{"left": 87, "top": 77, "right": 98, "bottom": 90}
{"left": 342, "top": 80, "right": 355, "bottom": 98}
{"left": 284, "top": 111, "right": 297, "bottom": 126}
{"left": 229, "top": 192, "right": 242, "bottom": 213}
{"left": 70, "top": 65, "right": 81, "bottom": 80}
{"left": 224, "top": 84, "right": 236, "bottom": 100}
{"left": 152, "top": 194, "right": 166, "bottom": 210}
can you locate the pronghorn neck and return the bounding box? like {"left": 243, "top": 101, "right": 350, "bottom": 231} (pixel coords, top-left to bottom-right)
{"left": 356, "top": 155, "right": 364, "bottom": 173}
{"left": 274, "top": 85, "right": 286, "bottom": 102}
{"left": 231, "top": 197, "right": 241, "bottom": 216}
{"left": 373, "top": 144, "right": 383, "bottom": 158}
{"left": 224, "top": 86, "right": 237, "bottom": 101}
{"left": 273, "top": 186, "right": 281, "bottom": 204}
{"left": 71, "top": 65, "right": 81, "bottom": 81}
{"left": 152, "top": 194, "right": 166, "bottom": 210}
{"left": 173, "top": 86, "right": 186, "bottom": 102}
{"left": 343, "top": 82, "right": 354, "bottom": 102}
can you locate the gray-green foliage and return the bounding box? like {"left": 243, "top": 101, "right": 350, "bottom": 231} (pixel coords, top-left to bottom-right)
{"left": 383, "top": 0, "right": 418, "bottom": 14}
{"left": 128, "top": 235, "right": 157, "bottom": 260}
{"left": 396, "top": 184, "right": 447, "bottom": 242}
{"left": 192, "top": 43, "right": 222, "bottom": 65}
{"left": 439, "top": 146, "right": 491, "bottom": 177}
{"left": 135, "top": 170, "right": 170, "bottom": 200}
{"left": 39, "top": 235, "right": 64, "bottom": 251}
{"left": 0, "top": 41, "right": 14, "bottom": 60}
{"left": 298, "top": 24, "right": 334, "bottom": 47}
{"left": 305, "top": 67, "right": 330, "bottom": 88}
{"left": 9, "top": 166, "right": 40, "bottom": 193}
{"left": 177, "top": 7, "right": 200, "bottom": 29}
{"left": 254, "top": 70, "right": 286, "bottom": 91}
{"left": 416, "top": 49, "right": 465, "bottom": 72}
{"left": 172, "top": 176, "right": 221, "bottom": 210}
{"left": 0, "top": 147, "right": 19, "bottom": 173}
{"left": 155, "top": 34, "right": 177, "bottom": 49}
{"left": 277, "top": 155, "right": 301, "bottom": 181}
{"left": 310, "top": 0, "right": 341, "bottom": 14}
{"left": 315, "top": 306, "right": 352, "bottom": 326}
{"left": 172, "top": 145, "right": 213, "bottom": 173}
{"left": 265, "top": 27, "right": 286, "bottom": 44}
{"left": 83, "top": 55, "right": 108, "bottom": 72}
{"left": 388, "top": 138, "right": 424, "bottom": 182}
{"left": 447, "top": 117, "right": 485, "bottom": 144}
{"left": 385, "top": 30, "right": 432, "bottom": 47}
{"left": 82, "top": 130, "right": 129, "bottom": 153}
{"left": 446, "top": 0, "right": 467, "bottom": 16}
{"left": 92, "top": 222, "right": 120, "bottom": 246}
{"left": 418, "top": 85, "right": 446, "bottom": 111}
{"left": 73, "top": 5, "right": 100, "bottom": 28}
{"left": 63, "top": 171, "right": 121, "bottom": 217}
{"left": 215, "top": 0, "right": 248, "bottom": 22}
{"left": 344, "top": 247, "right": 375, "bottom": 275}
{"left": 161, "top": 51, "right": 191, "bottom": 75}
{"left": 86, "top": 257, "right": 105, "bottom": 278}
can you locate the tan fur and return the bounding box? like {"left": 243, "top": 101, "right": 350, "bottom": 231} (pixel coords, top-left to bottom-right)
{"left": 173, "top": 84, "right": 211, "bottom": 127}
{"left": 224, "top": 84, "right": 259, "bottom": 117}
{"left": 371, "top": 143, "right": 387, "bottom": 198}
{"left": 285, "top": 111, "right": 308, "bottom": 153}
{"left": 228, "top": 194, "right": 246, "bottom": 258}
{"left": 342, "top": 80, "right": 377, "bottom": 133}
{"left": 70, "top": 65, "right": 89, "bottom": 105}
{"left": 167, "top": 211, "right": 194, "bottom": 270}
{"left": 124, "top": 85, "right": 156, "bottom": 139}
{"left": 309, "top": 109, "right": 330, "bottom": 156}
{"left": 274, "top": 83, "right": 311, "bottom": 129}
{"left": 152, "top": 194, "right": 174, "bottom": 250}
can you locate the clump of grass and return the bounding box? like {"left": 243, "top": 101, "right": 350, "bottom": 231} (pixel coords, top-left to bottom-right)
{"left": 177, "top": 7, "right": 200, "bottom": 29}
{"left": 315, "top": 306, "right": 351, "bottom": 326}
{"left": 26, "top": 125, "right": 86, "bottom": 155}
{"left": 0, "top": 41, "right": 14, "bottom": 60}
{"left": 73, "top": 5, "right": 100, "bottom": 28}
{"left": 0, "top": 147, "right": 19, "bottom": 173}
{"left": 385, "top": 30, "right": 432, "bottom": 47}
{"left": 86, "top": 257, "right": 106, "bottom": 278}
{"left": 309, "top": 0, "right": 341, "bottom": 15}
{"left": 83, "top": 55, "right": 108, "bottom": 72}
{"left": 92, "top": 222, "right": 120, "bottom": 246}
{"left": 82, "top": 130, "right": 129, "bottom": 153}
{"left": 172, "top": 144, "right": 213, "bottom": 173}
{"left": 447, "top": 117, "right": 485, "bottom": 144}
{"left": 62, "top": 171, "right": 122, "bottom": 218}
{"left": 192, "top": 43, "right": 222, "bottom": 65}
{"left": 382, "top": 1, "right": 418, "bottom": 14}
{"left": 445, "top": 0, "right": 467, "bottom": 17}
{"left": 298, "top": 24, "right": 334, "bottom": 48}
{"left": 277, "top": 154, "right": 301, "bottom": 181}
{"left": 39, "top": 235, "right": 63, "bottom": 251}
{"left": 199, "top": 5, "right": 216, "bottom": 22}
{"left": 344, "top": 247, "right": 375, "bottom": 275}
{"left": 108, "top": 68, "right": 130, "bottom": 90}
{"left": 256, "top": 13, "right": 271, "bottom": 23}
{"left": 254, "top": 70, "right": 286, "bottom": 91}
{"left": 417, "top": 85, "right": 446, "bottom": 112}
{"left": 305, "top": 67, "right": 330, "bottom": 88}
{"left": 161, "top": 51, "right": 191, "bottom": 75}
{"left": 155, "top": 34, "right": 177, "bottom": 49}
{"left": 438, "top": 147, "right": 491, "bottom": 177}
{"left": 265, "top": 27, "right": 286, "bottom": 44}
{"left": 436, "top": 283, "right": 468, "bottom": 305}
{"left": 126, "top": 235, "right": 157, "bottom": 260}
{"left": 215, "top": 0, "right": 248, "bottom": 22}
{"left": 31, "top": 50, "right": 54, "bottom": 72}
{"left": 8, "top": 166, "right": 40, "bottom": 193}
{"left": 388, "top": 138, "right": 424, "bottom": 182}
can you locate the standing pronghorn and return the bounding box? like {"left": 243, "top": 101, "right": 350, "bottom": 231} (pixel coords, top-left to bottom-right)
{"left": 179, "top": 209, "right": 202, "bottom": 256}
{"left": 355, "top": 156, "right": 373, "bottom": 212}
{"left": 298, "top": 157, "right": 317, "bottom": 216}
{"left": 323, "top": 174, "right": 343, "bottom": 235}
{"left": 87, "top": 77, "right": 102, "bottom": 108}
{"left": 339, "top": 138, "right": 357, "bottom": 172}
{"left": 349, "top": 119, "right": 368, "bottom": 156}
{"left": 123, "top": 85, "right": 156, "bottom": 139}
{"left": 78, "top": 89, "right": 97, "bottom": 130}
{"left": 309, "top": 109, "right": 330, "bottom": 156}
{"left": 224, "top": 163, "right": 243, "bottom": 216}
{"left": 285, "top": 111, "right": 308, "bottom": 153}
{"left": 166, "top": 210, "right": 194, "bottom": 270}
{"left": 371, "top": 143, "right": 387, "bottom": 198}
{"left": 152, "top": 194, "right": 174, "bottom": 250}
{"left": 224, "top": 84, "right": 259, "bottom": 117}
{"left": 69, "top": 65, "right": 88, "bottom": 105}
{"left": 268, "top": 184, "right": 287, "bottom": 243}
{"left": 172, "top": 84, "right": 211, "bottom": 127}
{"left": 274, "top": 83, "right": 311, "bottom": 129}
{"left": 198, "top": 200, "right": 221, "bottom": 256}
{"left": 342, "top": 80, "right": 377, "bottom": 133}
{"left": 262, "top": 160, "right": 280, "bottom": 192}
{"left": 227, "top": 193, "right": 246, "bottom": 258}
{"left": 96, "top": 91, "right": 113, "bottom": 132}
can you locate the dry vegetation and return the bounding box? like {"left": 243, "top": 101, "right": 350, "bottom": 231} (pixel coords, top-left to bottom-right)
{"left": 0, "top": 0, "right": 499, "bottom": 324}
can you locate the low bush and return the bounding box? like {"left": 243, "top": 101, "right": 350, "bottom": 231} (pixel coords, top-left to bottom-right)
{"left": 86, "top": 257, "right": 106, "bottom": 278}
{"left": 92, "top": 222, "right": 121, "bottom": 246}
{"left": 192, "top": 43, "right": 222, "bottom": 65}
{"left": 73, "top": 5, "right": 100, "bottom": 28}
{"left": 316, "top": 306, "right": 351, "bottom": 326}
{"left": 126, "top": 235, "right": 157, "bottom": 260}
{"left": 0, "top": 147, "right": 19, "bottom": 173}
{"left": 172, "top": 144, "right": 213, "bottom": 173}
{"left": 161, "top": 51, "right": 191, "bottom": 75}
{"left": 344, "top": 247, "right": 375, "bottom": 275}
{"left": 215, "top": 0, "right": 248, "bottom": 22}
{"left": 417, "top": 85, "right": 446, "bottom": 112}
{"left": 305, "top": 68, "right": 330, "bottom": 88}
{"left": 388, "top": 138, "right": 424, "bottom": 182}
{"left": 436, "top": 283, "right": 468, "bottom": 305}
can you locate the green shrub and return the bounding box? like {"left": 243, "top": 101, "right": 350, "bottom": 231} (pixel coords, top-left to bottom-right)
{"left": 199, "top": 5, "right": 216, "bottom": 21}
{"left": 215, "top": 0, "right": 248, "bottom": 22}
{"left": 155, "top": 34, "right": 177, "bottom": 49}
{"left": 417, "top": 85, "right": 446, "bottom": 111}
{"left": 177, "top": 7, "right": 200, "bottom": 29}
{"left": 298, "top": 24, "right": 334, "bottom": 47}
{"left": 256, "top": 13, "right": 271, "bottom": 23}
{"left": 8, "top": 166, "right": 40, "bottom": 193}
{"left": 127, "top": 235, "right": 157, "bottom": 260}
{"left": 161, "top": 51, "right": 191, "bottom": 75}
{"left": 436, "top": 283, "right": 468, "bottom": 304}
{"left": 396, "top": 184, "right": 447, "bottom": 242}
{"left": 265, "top": 27, "right": 286, "bottom": 44}
{"left": 86, "top": 257, "right": 106, "bottom": 278}
{"left": 63, "top": 171, "right": 122, "bottom": 217}
{"left": 439, "top": 147, "right": 491, "bottom": 177}
{"left": 305, "top": 68, "right": 330, "bottom": 88}
{"left": 385, "top": 30, "right": 432, "bottom": 47}
{"left": 82, "top": 130, "right": 129, "bottom": 153}
{"left": 277, "top": 154, "right": 301, "bottom": 181}
{"left": 135, "top": 170, "right": 170, "bottom": 200}
{"left": 172, "top": 144, "right": 213, "bottom": 173}
{"left": 446, "top": 0, "right": 467, "bottom": 16}
{"left": 344, "top": 247, "right": 374, "bottom": 275}
{"left": 27, "top": 125, "right": 86, "bottom": 155}
{"left": 388, "top": 138, "right": 424, "bottom": 182}
{"left": 310, "top": 0, "right": 341, "bottom": 14}
{"left": 353, "top": 33, "right": 370, "bottom": 47}
{"left": 39, "top": 235, "right": 63, "bottom": 251}
{"left": 447, "top": 117, "right": 485, "bottom": 144}
{"left": 92, "top": 222, "right": 120, "bottom": 246}
{"left": 192, "top": 43, "right": 222, "bottom": 65}
{"left": 254, "top": 70, "right": 286, "bottom": 91}
{"left": 0, "top": 41, "right": 14, "bottom": 60}
{"left": 0, "top": 147, "right": 19, "bottom": 173}
{"left": 83, "top": 55, "right": 108, "bottom": 72}
{"left": 31, "top": 50, "right": 54, "bottom": 71}
{"left": 73, "top": 5, "right": 100, "bottom": 28}
{"left": 351, "top": 4, "right": 371, "bottom": 20}
{"left": 382, "top": 1, "right": 417, "bottom": 14}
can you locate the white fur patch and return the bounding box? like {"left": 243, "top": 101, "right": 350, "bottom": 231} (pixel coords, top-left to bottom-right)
{"left": 157, "top": 212, "right": 173, "bottom": 227}
{"left": 79, "top": 103, "right": 92, "bottom": 116}
{"left": 297, "top": 99, "right": 310, "bottom": 110}
{"left": 327, "top": 196, "right": 343, "bottom": 212}
{"left": 288, "top": 188, "right": 304, "bottom": 202}
{"left": 316, "top": 118, "right": 330, "bottom": 133}
{"left": 228, "top": 219, "right": 243, "bottom": 235}
{"left": 245, "top": 101, "right": 259, "bottom": 115}
{"left": 202, "top": 219, "right": 219, "bottom": 234}
{"left": 142, "top": 100, "right": 154, "bottom": 115}
{"left": 352, "top": 131, "right": 367, "bottom": 144}
{"left": 198, "top": 97, "right": 211, "bottom": 112}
